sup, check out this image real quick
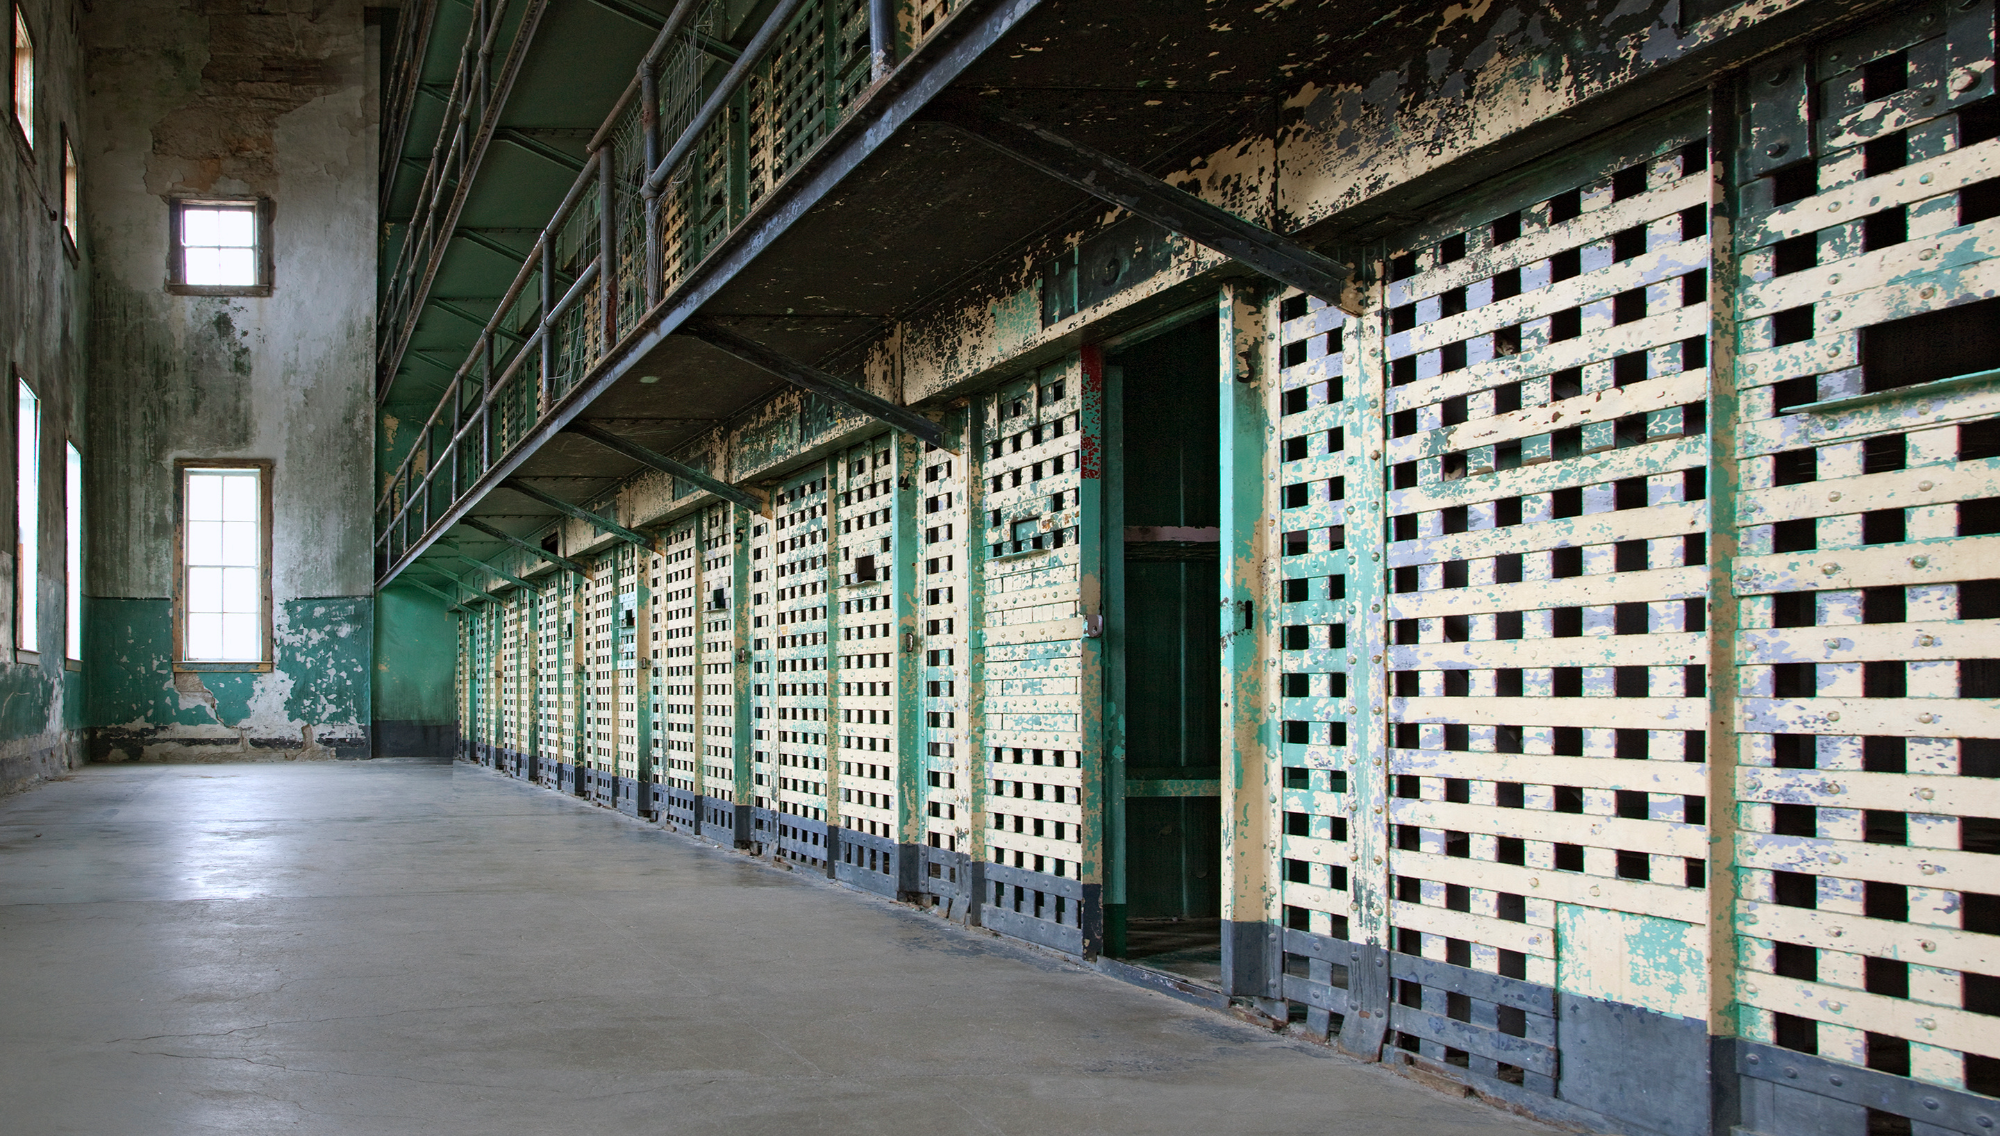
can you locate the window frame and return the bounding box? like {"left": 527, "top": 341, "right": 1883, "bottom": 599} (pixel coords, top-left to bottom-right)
{"left": 166, "top": 197, "right": 273, "bottom": 297}
{"left": 14, "top": 375, "right": 34, "bottom": 661}
{"left": 173, "top": 458, "right": 274, "bottom": 672}
{"left": 11, "top": 4, "right": 30, "bottom": 154}
{"left": 59, "top": 128, "right": 75, "bottom": 253}
{"left": 63, "top": 438, "right": 78, "bottom": 666}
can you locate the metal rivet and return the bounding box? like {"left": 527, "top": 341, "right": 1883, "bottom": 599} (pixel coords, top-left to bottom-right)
{"left": 1919, "top": 480, "right": 1934, "bottom": 491}
{"left": 1926, "top": 1099, "right": 1941, "bottom": 1111}
{"left": 1822, "top": 564, "right": 1842, "bottom": 575}
{"left": 1830, "top": 1075, "right": 1844, "bottom": 1086}
{"left": 1829, "top": 201, "right": 1842, "bottom": 212}
{"left": 1921, "top": 939, "right": 1937, "bottom": 951}
{"left": 1911, "top": 556, "right": 1929, "bottom": 569}
{"left": 1766, "top": 67, "right": 1791, "bottom": 86}
{"left": 1767, "top": 142, "right": 1789, "bottom": 158}
{"left": 1920, "top": 249, "right": 1937, "bottom": 261}
{"left": 1922, "top": 287, "right": 1937, "bottom": 299}
{"left": 1748, "top": 1053, "right": 1762, "bottom": 1065}
{"left": 1828, "top": 491, "right": 1841, "bottom": 502}
{"left": 1785, "top": 1067, "right": 1799, "bottom": 1079}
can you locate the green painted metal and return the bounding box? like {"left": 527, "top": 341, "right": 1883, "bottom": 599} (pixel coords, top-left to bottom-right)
{"left": 1074, "top": 348, "right": 1107, "bottom": 954}
{"left": 375, "top": 587, "right": 458, "bottom": 731}
{"left": 1219, "top": 284, "right": 1275, "bottom": 995}
{"left": 1099, "top": 356, "right": 1127, "bottom": 954}
{"left": 501, "top": 477, "right": 649, "bottom": 546}
{"left": 463, "top": 518, "right": 587, "bottom": 575}
{"left": 892, "top": 432, "right": 922, "bottom": 861}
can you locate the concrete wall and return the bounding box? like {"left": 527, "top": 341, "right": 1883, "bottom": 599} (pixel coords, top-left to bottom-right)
{"left": 0, "top": 0, "right": 88, "bottom": 792}
{"left": 82, "top": 0, "right": 376, "bottom": 761}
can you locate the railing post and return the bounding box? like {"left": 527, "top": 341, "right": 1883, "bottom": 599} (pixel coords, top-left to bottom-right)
{"left": 539, "top": 238, "right": 554, "bottom": 409}
{"left": 640, "top": 60, "right": 661, "bottom": 311}
{"left": 598, "top": 146, "right": 617, "bottom": 351}
{"left": 868, "top": 0, "right": 897, "bottom": 79}
{"left": 481, "top": 336, "right": 494, "bottom": 472}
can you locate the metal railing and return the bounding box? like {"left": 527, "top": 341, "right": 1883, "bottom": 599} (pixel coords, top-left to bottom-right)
{"left": 375, "top": 0, "right": 938, "bottom": 583}
{"left": 376, "top": 0, "right": 549, "bottom": 395}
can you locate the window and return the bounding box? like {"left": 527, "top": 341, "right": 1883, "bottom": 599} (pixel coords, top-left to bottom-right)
{"left": 14, "top": 378, "right": 34, "bottom": 654}
{"left": 168, "top": 200, "right": 269, "bottom": 294}
{"left": 60, "top": 133, "right": 74, "bottom": 246}
{"left": 11, "top": 6, "right": 29, "bottom": 150}
{"left": 177, "top": 463, "right": 269, "bottom": 666}
{"left": 64, "top": 441, "right": 77, "bottom": 662}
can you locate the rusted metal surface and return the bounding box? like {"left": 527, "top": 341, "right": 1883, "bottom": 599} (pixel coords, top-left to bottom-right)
{"left": 441, "top": 2, "right": 2000, "bottom": 1131}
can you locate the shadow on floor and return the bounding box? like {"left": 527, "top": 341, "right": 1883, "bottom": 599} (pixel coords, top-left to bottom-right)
{"left": 1119, "top": 916, "right": 1224, "bottom": 987}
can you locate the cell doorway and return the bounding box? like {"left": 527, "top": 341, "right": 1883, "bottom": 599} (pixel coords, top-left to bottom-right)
{"left": 1101, "top": 311, "right": 1223, "bottom": 985}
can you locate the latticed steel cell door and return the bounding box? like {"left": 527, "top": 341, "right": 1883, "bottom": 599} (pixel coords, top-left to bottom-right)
{"left": 1277, "top": 101, "right": 1719, "bottom": 1100}
{"left": 1730, "top": 1, "right": 2000, "bottom": 1118}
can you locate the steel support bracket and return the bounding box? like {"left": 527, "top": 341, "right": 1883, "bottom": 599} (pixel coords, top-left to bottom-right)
{"left": 677, "top": 318, "right": 950, "bottom": 451}
{"left": 393, "top": 576, "right": 467, "bottom": 613}
{"left": 920, "top": 104, "right": 1363, "bottom": 315}
{"left": 500, "top": 478, "right": 650, "bottom": 547}
{"left": 563, "top": 420, "right": 769, "bottom": 515}
{"left": 425, "top": 568, "right": 503, "bottom": 607}
{"left": 447, "top": 550, "right": 541, "bottom": 593}
{"left": 462, "top": 518, "right": 591, "bottom": 575}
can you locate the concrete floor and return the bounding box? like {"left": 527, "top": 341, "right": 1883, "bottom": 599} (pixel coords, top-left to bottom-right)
{"left": 0, "top": 760, "right": 1554, "bottom": 1136}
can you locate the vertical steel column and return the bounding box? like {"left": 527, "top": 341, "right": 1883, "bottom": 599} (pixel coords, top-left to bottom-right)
{"left": 639, "top": 61, "right": 662, "bottom": 310}
{"left": 961, "top": 405, "right": 990, "bottom": 924}
{"left": 538, "top": 239, "right": 554, "bottom": 409}
{"left": 635, "top": 539, "right": 655, "bottom": 803}
{"left": 1703, "top": 80, "right": 1744, "bottom": 1040}
{"left": 598, "top": 146, "right": 617, "bottom": 351}
{"left": 892, "top": 430, "right": 923, "bottom": 895}
{"left": 1339, "top": 255, "right": 1393, "bottom": 1061}
{"left": 1099, "top": 358, "right": 1128, "bottom": 955}
{"left": 867, "top": 0, "right": 897, "bottom": 78}
{"left": 1218, "top": 283, "right": 1281, "bottom": 1003}
{"left": 731, "top": 506, "right": 755, "bottom": 840}
{"left": 1074, "top": 346, "right": 1108, "bottom": 957}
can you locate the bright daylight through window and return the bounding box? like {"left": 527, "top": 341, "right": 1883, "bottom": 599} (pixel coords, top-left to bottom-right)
{"left": 179, "top": 203, "right": 258, "bottom": 287}
{"left": 64, "top": 441, "right": 78, "bottom": 661}
{"left": 181, "top": 467, "right": 262, "bottom": 662}
{"left": 14, "top": 378, "right": 33, "bottom": 652}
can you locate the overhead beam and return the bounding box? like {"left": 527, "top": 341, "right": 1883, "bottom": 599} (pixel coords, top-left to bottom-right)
{"left": 921, "top": 104, "right": 1364, "bottom": 315}
{"left": 444, "top": 548, "right": 542, "bottom": 592}
{"left": 562, "top": 420, "right": 767, "bottom": 515}
{"left": 463, "top": 518, "right": 590, "bottom": 575}
{"left": 456, "top": 228, "right": 532, "bottom": 263}
{"left": 424, "top": 567, "right": 501, "bottom": 606}
{"left": 433, "top": 299, "right": 528, "bottom": 343}
{"left": 494, "top": 127, "right": 589, "bottom": 172}
{"left": 500, "top": 478, "right": 650, "bottom": 547}
{"left": 583, "top": 0, "right": 669, "bottom": 29}
{"left": 677, "top": 318, "right": 949, "bottom": 451}
{"left": 393, "top": 576, "right": 466, "bottom": 612}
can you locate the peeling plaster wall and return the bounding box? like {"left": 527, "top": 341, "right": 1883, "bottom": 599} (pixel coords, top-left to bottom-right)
{"left": 0, "top": 0, "right": 88, "bottom": 793}
{"left": 82, "top": 0, "right": 376, "bottom": 761}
